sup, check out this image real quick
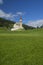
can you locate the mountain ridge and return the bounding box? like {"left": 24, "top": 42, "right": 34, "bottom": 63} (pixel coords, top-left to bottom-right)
{"left": 0, "top": 18, "right": 35, "bottom": 30}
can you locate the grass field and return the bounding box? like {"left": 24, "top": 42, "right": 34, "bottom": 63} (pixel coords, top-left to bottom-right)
{"left": 0, "top": 29, "right": 43, "bottom": 65}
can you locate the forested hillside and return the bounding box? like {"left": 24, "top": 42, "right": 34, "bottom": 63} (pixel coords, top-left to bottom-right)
{"left": 0, "top": 18, "right": 35, "bottom": 30}
{"left": 0, "top": 18, "right": 15, "bottom": 29}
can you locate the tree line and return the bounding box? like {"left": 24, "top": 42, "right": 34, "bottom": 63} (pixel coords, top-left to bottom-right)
{"left": 1, "top": 18, "right": 42, "bottom": 30}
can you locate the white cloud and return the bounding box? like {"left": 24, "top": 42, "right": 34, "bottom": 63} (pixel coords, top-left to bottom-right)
{"left": 0, "top": 10, "right": 17, "bottom": 20}
{"left": 0, "top": 0, "right": 3, "bottom": 4}
{"left": 0, "top": 10, "right": 25, "bottom": 21}
{"left": 27, "top": 20, "right": 43, "bottom": 27}
{"left": 16, "top": 12, "right": 24, "bottom": 16}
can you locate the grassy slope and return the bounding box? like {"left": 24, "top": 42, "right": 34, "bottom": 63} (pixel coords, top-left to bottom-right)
{"left": 0, "top": 29, "right": 43, "bottom": 65}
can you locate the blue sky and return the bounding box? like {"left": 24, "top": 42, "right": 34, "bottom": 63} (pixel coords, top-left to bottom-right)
{"left": 0, "top": 0, "right": 43, "bottom": 27}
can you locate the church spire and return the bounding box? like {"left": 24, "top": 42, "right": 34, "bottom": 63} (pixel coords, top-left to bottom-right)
{"left": 20, "top": 16, "right": 22, "bottom": 22}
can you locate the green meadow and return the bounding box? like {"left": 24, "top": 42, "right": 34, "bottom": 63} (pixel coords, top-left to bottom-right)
{"left": 0, "top": 29, "right": 43, "bottom": 65}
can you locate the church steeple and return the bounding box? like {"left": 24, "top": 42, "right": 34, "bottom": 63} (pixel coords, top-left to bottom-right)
{"left": 20, "top": 16, "right": 22, "bottom": 22}
{"left": 11, "top": 16, "right": 24, "bottom": 31}
{"left": 19, "top": 16, "right": 22, "bottom": 28}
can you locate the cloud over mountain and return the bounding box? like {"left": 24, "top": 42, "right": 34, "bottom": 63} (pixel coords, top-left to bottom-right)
{"left": 0, "top": 10, "right": 17, "bottom": 20}
{"left": 0, "top": 10, "right": 25, "bottom": 20}
{"left": 27, "top": 20, "right": 43, "bottom": 27}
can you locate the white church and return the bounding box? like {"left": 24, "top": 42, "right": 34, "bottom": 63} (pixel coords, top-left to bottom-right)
{"left": 11, "top": 17, "right": 24, "bottom": 31}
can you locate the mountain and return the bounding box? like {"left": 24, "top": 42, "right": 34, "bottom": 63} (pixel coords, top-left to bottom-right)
{"left": 23, "top": 24, "right": 35, "bottom": 30}
{"left": 0, "top": 18, "right": 15, "bottom": 29}
{"left": 0, "top": 18, "right": 35, "bottom": 30}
